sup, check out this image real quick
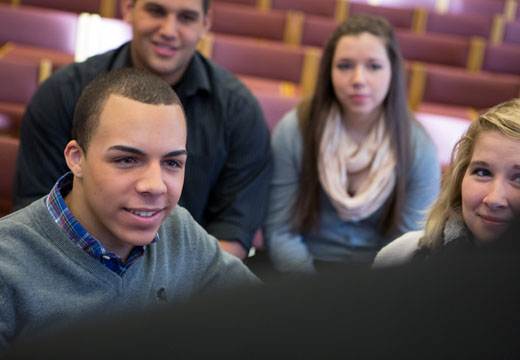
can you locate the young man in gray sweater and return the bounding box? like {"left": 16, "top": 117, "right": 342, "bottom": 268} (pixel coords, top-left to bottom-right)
{"left": 0, "top": 68, "right": 259, "bottom": 354}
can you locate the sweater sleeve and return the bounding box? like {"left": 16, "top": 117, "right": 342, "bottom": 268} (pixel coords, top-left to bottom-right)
{"left": 0, "top": 277, "right": 14, "bottom": 356}
{"left": 398, "top": 121, "right": 441, "bottom": 233}
{"left": 372, "top": 230, "right": 423, "bottom": 268}
{"left": 263, "top": 110, "right": 315, "bottom": 274}
{"left": 169, "top": 207, "right": 261, "bottom": 293}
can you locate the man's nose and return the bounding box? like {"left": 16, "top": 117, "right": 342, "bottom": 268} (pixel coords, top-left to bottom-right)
{"left": 136, "top": 163, "right": 167, "bottom": 196}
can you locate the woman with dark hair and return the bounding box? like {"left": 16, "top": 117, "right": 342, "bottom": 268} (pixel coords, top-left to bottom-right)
{"left": 264, "top": 15, "right": 440, "bottom": 273}
{"left": 374, "top": 98, "right": 520, "bottom": 268}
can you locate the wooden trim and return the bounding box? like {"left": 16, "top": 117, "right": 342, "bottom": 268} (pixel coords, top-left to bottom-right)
{"left": 300, "top": 46, "right": 321, "bottom": 97}
{"left": 466, "top": 36, "right": 485, "bottom": 72}
{"left": 38, "top": 58, "right": 52, "bottom": 83}
{"left": 0, "top": 42, "right": 13, "bottom": 59}
{"left": 490, "top": 14, "right": 505, "bottom": 45}
{"left": 100, "top": 0, "right": 117, "bottom": 18}
{"left": 197, "top": 32, "right": 213, "bottom": 58}
{"left": 257, "top": 0, "right": 271, "bottom": 12}
{"left": 344, "top": 1, "right": 350, "bottom": 20}
{"left": 280, "top": 82, "right": 296, "bottom": 97}
{"left": 468, "top": 108, "right": 480, "bottom": 122}
{"left": 412, "top": 8, "right": 427, "bottom": 33}
{"left": 283, "top": 11, "right": 304, "bottom": 46}
{"left": 334, "top": 0, "right": 347, "bottom": 22}
{"left": 504, "top": 0, "right": 518, "bottom": 22}
{"left": 408, "top": 62, "right": 426, "bottom": 111}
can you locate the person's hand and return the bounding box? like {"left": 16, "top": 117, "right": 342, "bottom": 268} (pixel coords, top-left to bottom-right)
{"left": 219, "top": 240, "right": 247, "bottom": 261}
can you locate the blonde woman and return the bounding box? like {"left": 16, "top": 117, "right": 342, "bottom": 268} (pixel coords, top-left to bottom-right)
{"left": 374, "top": 99, "right": 520, "bottom": 268}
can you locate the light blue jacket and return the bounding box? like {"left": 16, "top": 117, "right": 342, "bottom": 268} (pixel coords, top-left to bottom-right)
{"left": 264, "top": 110, "right": 441, "bottom": 273}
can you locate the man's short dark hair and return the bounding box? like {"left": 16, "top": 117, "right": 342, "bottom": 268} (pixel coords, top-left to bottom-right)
{"left": 72, "top": 67, "right": 182, "bottom": 153}
{"left": 131, "top": 0, "right": 211, "bottom": 14}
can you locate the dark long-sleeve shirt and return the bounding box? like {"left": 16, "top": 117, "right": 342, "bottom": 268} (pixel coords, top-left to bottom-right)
{"left": 13, "top": 42, "right": 272, "bottom": 251}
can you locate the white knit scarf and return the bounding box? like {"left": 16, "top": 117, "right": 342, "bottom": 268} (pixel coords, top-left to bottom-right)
{"left": 318, "top": 108, "right": 396, "bottom": 221}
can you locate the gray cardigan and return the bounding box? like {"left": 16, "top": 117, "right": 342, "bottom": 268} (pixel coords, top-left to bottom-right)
{"left": 264, "top": 110, "right": 441, "bottom": 273}
{"left": 0, "top": 198, "right": 259, "bottom": 353}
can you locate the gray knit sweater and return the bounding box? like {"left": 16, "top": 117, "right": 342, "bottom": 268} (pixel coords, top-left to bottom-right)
{"left": 0, "top": 198, "right": 259, "bottom": 352}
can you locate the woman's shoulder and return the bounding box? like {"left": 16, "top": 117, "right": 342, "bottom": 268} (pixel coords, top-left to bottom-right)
{"left": 372, "top": 230, "right": 424, "bottom": 268}
{"left": 408, "top": 118, "right": 439, "bottom": 166}
{"left": 409, "top": 118, "right": 434, "bottom": 147}
{"left": 273, "top": 108, "right": 299, "bottom": 135}
{"left": 272, "top": 108, "right": 303, "bottom": 148}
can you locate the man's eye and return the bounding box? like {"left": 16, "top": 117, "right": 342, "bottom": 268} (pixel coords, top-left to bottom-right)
{"left": 179, "top": 13, "right": 197, "bottom": 22}
{"left": 164, "top": 159, "right": 181, "bottom": 168}
{"left": 146, "top": 5, "right": 165, "bottom": 17}
{"left": 115, "top": 157, "right": 136, "bottom": 165}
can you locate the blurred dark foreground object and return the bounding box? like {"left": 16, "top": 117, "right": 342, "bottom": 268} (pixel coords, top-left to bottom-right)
{"left": 6, "top": 221, "right": 520, "bottom": 359}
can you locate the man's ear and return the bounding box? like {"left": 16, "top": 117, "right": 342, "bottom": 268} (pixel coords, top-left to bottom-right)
{"left": 121, "top": 0, "right": 135, "bottom": 24}
{"left": 64, "top": 140, "right": 85, "bottom": 179}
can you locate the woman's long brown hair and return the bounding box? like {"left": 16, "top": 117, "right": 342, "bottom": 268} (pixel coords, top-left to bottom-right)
{"left": 291, "top": 15, "right": 411, "bottom": 237}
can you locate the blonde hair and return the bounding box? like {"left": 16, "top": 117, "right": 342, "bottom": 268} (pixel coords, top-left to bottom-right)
{"left": 419, "top": 98, "right": 520, "bottom": 250}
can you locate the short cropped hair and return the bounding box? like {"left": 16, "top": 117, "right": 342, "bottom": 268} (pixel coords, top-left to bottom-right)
{"left": 72, "top": 67, "right": 182, "bottom": 154}
{"left": 131, "top": 0, "right": 211, "bottom": 14}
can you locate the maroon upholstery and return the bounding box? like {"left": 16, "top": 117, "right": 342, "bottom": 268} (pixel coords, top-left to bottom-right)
{"left": 0, "top": 103, "right": 25, "bottom": 137}
{"left": 396, "top": 30, "right": 471, "bottom": 68}
{"left": 0, "top": 58, "right": 39, "bottom": 104}
{"left": 238, "top": 75, "right": 302, "bottom": 97}
{"left": 0, "top": 4, "right": 78, "bottom": 53}
{"left": 482, "top": 43, "right": 520, "bottom": 76}
{"left": 417, "top": 102, "right": 474, "bottom": 121}
{"left": 426, "top": 12, "right": 494, "bottom": 39}
{"left": 446, "top": 0, "right": 509, "bottom": 18}
{"left": 270, "top": 0, "right": 337, "bottom": 17}
{"left": 0, "top": 58, "right": 40, "bottom": 136}
{"left": 300, "top": 14, "right": 338, "bottom": 47}
{"left": 422, "top": 64, "right": 520, "bottom": 109}
{"left": 254, "top": 92, "right": 300, "bottom": 131}
{"left": 349, "top": 3, "right": 415, "bottom": 30}
{"left": 0, "top": 136, "right": 19, "bottom": 217}
{"left": 212, "top": 3, "right": 287, "bottom": 42}
{"left": 1, "top": 43, "right": 74, "bottom": 70}
{"left": 503, "top": 21, "right": 520, "bottom": 46}
{"left": 20, "top": 0, "right": 101, "bottom": 14}
{"left": 211, "top": 34, "right": 305, "bottom": 83}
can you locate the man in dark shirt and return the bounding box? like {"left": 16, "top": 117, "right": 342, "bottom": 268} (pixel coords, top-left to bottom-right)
{"left": 13, "top": 0, "right": 271, "bottom": 259}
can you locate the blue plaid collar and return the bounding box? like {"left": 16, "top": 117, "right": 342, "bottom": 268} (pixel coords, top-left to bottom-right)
{"left": 45, "top": 172, "right": 158, "bottom": 276}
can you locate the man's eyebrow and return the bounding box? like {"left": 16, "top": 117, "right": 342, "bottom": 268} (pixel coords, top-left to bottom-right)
{"left": 164, "top": 150, "right": 188, "bottom": 157}
{"left": 107, "top": 145, "right": 187, "bottom": 158}
{"left": 108, "top": 145, "right": 145, "bottom": 155}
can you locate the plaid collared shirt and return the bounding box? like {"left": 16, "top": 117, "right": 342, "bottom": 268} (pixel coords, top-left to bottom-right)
{"left": 45, "top": 172, "right": 156, "bottom": 276}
